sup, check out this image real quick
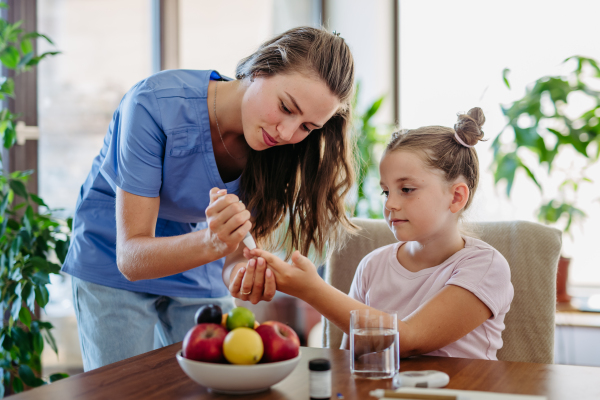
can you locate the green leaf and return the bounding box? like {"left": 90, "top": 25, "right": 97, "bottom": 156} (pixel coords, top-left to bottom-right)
{"left": 34, "top": 285, "right": 49, "bottom": 308}
{"left": 0, "top": 77, "right": 14, "bottom": 97}
{"left": 0, "top": 3, "right": 8, "bottom": 9}
{"left": 42, "top": 328, "right": 58, "bottom": 354}
{"left": 20, "top": 39, "right": 32, "bottom": 54}
{"left": 55, "top": 240, "right": 69, "bottom": 264}
{"left": 49, "top": 373, "right": 69, "bottom": 383}
{"left": 18, "top": 307, "right": 31, "bottom": 328}
{"left": 26, "top": 51, "right": 60, "bottom": 67}
{"left": 11, "top": 297, "right": 22, "bottom": 322}
{"left": 32, "top": 331, "right": 44, "bottom": 354}
{"left": 12, "top": 376, "right": 23, "bottom": 393}
{"left": 1, "top": 332, "right": 13, "bottom": 351}
{"left": 29, "top": 193, "right": 48, "bottom": 207}
{"left": 9, "top": 179, "right": 28, "bottom": 200}
{"left": 0, "top": 46, "right": 20, "bottom": 69}
{"left": 32, "top": 270, "right": 51, "bottom": 285}
{"left": 0, "top": 193, "right": 9, "bottom": 216}
{"left": 3, "top": 124, "right": 16, "bottom": 148}
{"left": 502, "top": 68, "right": 511, "bottom": 89}
{"left": 494, "top": 153, "right": 519, "bottom": 196}
{"left": 21, "top": 32, "right": 55, "bottom": 46}
{"left": 18, "top": 365, "right": 45, "bottom": 387}
{"left": 23, "top": 282, "right": 36, "bottom": 311}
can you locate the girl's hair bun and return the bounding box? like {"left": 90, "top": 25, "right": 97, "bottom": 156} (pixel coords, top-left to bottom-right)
{"left": 454, "top": 107, "right": 485, "bottom": 147}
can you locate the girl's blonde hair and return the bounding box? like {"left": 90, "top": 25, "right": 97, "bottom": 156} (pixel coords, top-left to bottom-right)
{"left": 385, "top": 107, "right": 486, "bottom": 211}
{"left": 236, "top": 27, "right": 357, "bottom": 260}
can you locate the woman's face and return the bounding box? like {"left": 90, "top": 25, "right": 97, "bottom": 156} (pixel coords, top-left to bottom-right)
{"left": 241, "top": 71, "right": 341, "bottom": 150}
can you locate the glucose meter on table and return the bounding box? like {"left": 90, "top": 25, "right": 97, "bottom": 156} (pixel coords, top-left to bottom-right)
{"left": 393, "top": 370, "right": 450, "bottom": 388}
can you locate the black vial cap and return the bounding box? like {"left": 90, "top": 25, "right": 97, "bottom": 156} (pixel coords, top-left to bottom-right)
{"left": 309, "top": 358, "right": 331, "bottom": 371}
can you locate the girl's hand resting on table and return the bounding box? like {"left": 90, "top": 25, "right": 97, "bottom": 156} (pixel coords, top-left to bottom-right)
{"left": 230, "top": 248, "right": 320, "bottom": 299}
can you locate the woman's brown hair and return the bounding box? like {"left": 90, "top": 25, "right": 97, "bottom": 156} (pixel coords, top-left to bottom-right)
{"left": 236, "top": 27, "right": 357, "bottom": 260}
{"left": 385, "top": 107, "right": 486, "bottom": 211}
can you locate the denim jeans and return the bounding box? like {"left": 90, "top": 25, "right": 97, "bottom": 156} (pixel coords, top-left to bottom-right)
{"left": 71, "top": 276, "right": 235, "bottom": 371}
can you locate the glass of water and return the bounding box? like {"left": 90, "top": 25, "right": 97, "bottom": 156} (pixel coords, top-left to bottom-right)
{"left": 350, "top": 309, "right": 399, "bottom": 379}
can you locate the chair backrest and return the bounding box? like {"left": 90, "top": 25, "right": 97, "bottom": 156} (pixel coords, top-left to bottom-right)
{"left": 322, "top": 218, "right": 561, "bottom": 364}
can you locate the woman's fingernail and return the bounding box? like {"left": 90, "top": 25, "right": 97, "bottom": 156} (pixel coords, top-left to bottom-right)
{"left": 266, "top": 269, "right": 272, "bottom": 277}
{"left": 249, "top": 259, "right": 256, "bottom": 267}
{"left": 240, "top": 267, "right": 245, "bottom": 273}
{"left": 258, "top": 258, "right": 264, "bottom": 266}
{"left": 217, "top": 189, "right": 226, "bottom": 195}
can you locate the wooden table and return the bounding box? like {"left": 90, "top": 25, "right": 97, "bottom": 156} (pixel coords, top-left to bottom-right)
{"left": 11, "top": 344, "right": 600, "bottom": 399}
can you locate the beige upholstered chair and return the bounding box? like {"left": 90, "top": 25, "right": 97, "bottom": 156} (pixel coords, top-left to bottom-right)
{"left": 322, "top": 218, "right": 562, "bottom": 364}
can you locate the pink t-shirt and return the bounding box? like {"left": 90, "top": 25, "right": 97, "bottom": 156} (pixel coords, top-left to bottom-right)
{"left": 348, "top": 236, "right": 514, "bottom": 360}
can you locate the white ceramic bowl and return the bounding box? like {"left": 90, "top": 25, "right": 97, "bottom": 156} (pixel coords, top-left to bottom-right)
{"left": 176, "top": 350, "right": 302, "bottom": 395}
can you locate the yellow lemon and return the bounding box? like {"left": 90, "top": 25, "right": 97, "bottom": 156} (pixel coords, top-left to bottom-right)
{"left": 223, "top": 327, "right": 264, "bottom": 365}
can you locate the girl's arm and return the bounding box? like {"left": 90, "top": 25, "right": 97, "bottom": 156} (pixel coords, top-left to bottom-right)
{"left": 237, "top": 249, "right": 492, "bottom": 358}
{"left": 116, "top": 187, "right": 252, "bottom": 281}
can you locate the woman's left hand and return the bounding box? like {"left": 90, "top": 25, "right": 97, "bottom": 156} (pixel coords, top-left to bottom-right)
{"left": 238, "top": 248, "right": 320, "bottom": 299}
{"left": 228, "top": 258, "right": 277, "bottom": 304}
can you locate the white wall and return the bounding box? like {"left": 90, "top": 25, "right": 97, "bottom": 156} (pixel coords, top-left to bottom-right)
{"left": 400, "top": 0, "right": 600, "bottom": 285}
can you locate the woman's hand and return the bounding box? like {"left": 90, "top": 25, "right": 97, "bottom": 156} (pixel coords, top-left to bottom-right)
{"left": 228, "top": 259, "right": 277, "bottom": 304}
{"left": 205, "top": 188, "right": 252, "bottom": 257}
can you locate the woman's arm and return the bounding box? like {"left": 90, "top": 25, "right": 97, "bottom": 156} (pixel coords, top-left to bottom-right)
{"left": 116, "top": 187, "right": 251, "bottom": 281}
{"left": 239, "top": 249, "right": 491, "bottom": 358}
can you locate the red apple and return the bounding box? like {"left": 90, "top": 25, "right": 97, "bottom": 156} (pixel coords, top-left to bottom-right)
{"left": 256, "top": 321, "right": 300, "bottom": 362}
{"left": 182, "top": 323, "right": 227, "bottom": 363}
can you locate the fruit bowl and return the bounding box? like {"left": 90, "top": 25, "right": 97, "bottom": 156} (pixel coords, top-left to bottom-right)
{"left": 176, "top": 349, "right": 302, "bottom": 394}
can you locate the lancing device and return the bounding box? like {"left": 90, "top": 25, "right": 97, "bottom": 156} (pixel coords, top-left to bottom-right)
{"left": 214, "top": 190, "right": 256, "bottom": 250}
{"left": 238, "top": 200, "right": 257, "bottom": 250}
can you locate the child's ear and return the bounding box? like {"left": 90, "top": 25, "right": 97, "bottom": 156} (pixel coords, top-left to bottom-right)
{"left": 449, "top": 182, "right": 469, "bottom": 213}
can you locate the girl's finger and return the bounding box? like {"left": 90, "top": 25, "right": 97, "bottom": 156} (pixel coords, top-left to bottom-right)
{"left": 291, "top": 250, "right": 312, "bottom": 271}
{"left": 229, "top": 266, "right": 245, "bottom": 295}
{"left": 262, "top": 268, "right": 276, "bottom": 301}
{"left": 239, "top": 259, "right": 256, "bottom": 296}
{"left": 253, "top": 251, "right": 289, "bottom": 273}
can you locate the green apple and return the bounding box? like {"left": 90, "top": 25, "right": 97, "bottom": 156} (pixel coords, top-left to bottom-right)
{"left": 226, "top": 307, "right": 255, "bottom": 330}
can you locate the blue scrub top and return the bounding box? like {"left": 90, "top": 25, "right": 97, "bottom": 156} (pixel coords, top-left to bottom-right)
{"left": 62, "top": 70, "right": 238, "bottom": 298}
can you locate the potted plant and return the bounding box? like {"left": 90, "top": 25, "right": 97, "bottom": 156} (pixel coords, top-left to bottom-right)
{"left": 352, "top": 82, "right": 390, "bottom": 219}
{"left": 0, "top": 2, "right": 68, "bottom": 395}
{"left": 491, "top": 56, "right": 600, "bottom": 302}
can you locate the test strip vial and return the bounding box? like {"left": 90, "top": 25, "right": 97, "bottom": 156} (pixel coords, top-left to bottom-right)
{"left": 309, "top": 358, "right": 331, "bottom": 400}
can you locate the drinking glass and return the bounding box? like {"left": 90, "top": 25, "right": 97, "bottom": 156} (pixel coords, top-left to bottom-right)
{"left": 350, "top": 309, "right": 399, "bottom": 379}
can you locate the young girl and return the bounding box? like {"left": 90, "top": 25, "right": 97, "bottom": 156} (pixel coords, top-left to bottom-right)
{"left": 234, "top": 107, "right": 514, "bottom": 360}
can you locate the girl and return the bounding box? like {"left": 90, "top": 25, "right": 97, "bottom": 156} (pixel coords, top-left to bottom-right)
{"left": 62, "top": 27, "right": 357, "bottom": 370}
{"left": 236, "top": 107, "right": 514, "bottom": 360}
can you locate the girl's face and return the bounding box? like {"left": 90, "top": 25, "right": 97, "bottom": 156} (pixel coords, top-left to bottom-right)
{"left": 241, "top": 71, "right": 340, "bottom": 150}
{"left": 379, "top": 150, "right": 461, "bottom": 242}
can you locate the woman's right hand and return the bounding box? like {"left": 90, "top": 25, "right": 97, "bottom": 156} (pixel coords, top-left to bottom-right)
{"left": 205, "top": 187, "right": 252, "bottom": 256}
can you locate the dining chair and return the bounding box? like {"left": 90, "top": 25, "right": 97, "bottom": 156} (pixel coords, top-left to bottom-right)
{"left": 322, "top": 218, "right": 562, "bottom": 364}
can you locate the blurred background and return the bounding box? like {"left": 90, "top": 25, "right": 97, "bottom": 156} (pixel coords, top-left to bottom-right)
{"left": 10, "top": 0, "right": 600, "bottom": 375}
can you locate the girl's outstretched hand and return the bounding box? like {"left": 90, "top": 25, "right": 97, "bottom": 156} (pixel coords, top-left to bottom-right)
{"left": 241, "top": 248, "right": 320, "bottom": 299}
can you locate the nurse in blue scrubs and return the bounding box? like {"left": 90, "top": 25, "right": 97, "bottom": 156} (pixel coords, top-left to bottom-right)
{"left": 62, "top": 27, "right": 357, "bottom": 371}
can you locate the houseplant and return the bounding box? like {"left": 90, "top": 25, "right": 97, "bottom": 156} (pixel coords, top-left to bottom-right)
{"left": 492, "top": 56, "right": 600, "bottom": 302}
{"left": 352, "top": 82, "right": 390, "bottom": 219}
{"left": 0, "top": 2, "right": 68, "bottom": 395}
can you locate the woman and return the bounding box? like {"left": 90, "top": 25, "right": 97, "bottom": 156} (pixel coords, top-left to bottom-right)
{"left": 62, "top": 27, "right": 357, "bottom": 371}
